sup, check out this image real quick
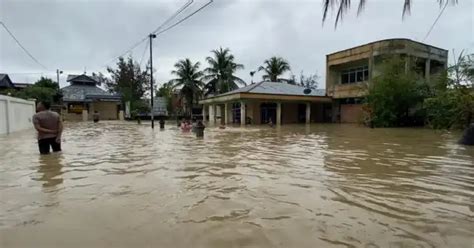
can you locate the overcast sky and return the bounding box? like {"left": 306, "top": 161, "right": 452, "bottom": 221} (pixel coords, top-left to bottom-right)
{"left": 1, "top": 0, "right": 472, "bottom": 89}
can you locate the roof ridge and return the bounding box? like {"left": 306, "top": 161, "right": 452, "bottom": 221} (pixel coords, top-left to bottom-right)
{"left": 246, "top": 81, "right": 265, "bottom": 92}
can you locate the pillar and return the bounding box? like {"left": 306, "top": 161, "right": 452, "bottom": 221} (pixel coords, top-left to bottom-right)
{"left": 276, "top": 102, "right": 282, "bottom": 126}
{"left": 368, "top": 52, "right": 374, "bottom": 81}
{"left": 224, "top": 103, "right": 229, "bottom": 124}
{"left": 209, "top": 104, "right": 215, "bottom": 124}
{"left": 82, "top": 109, "right": 88, "bottom": 121}
{"left": 306, "top": 102, "right": 311, "bottom": 124}
{"left": 202, "top": 105, "right": 207, "bottom": 122}
{"left": 240, "top": 101, "right": 246, "bottom": 126}
{"left": 425, "top": 58, "right": 431, "bottom": 83}
{"left": 119, "top": 110, "right": 124, "bottom": 121}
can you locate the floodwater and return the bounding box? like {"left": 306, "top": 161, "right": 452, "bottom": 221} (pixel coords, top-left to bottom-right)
{"left": 0, "top": 122, "right": 473, "bottom": 248}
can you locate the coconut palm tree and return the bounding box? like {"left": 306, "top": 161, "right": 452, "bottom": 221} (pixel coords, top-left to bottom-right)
{"left": 258, "top": 57, "right": 291, "bottom": 82}
{"left": 322, "top": 0, "right": 457, "bottom": 27}
{"left": 169, "top": 58, "right": 204, "bottom": 115}
{"left": 203, "top": 47, "right": 246, "bottom": 96}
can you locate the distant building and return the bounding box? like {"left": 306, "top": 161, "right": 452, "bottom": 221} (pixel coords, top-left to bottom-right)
{"left": 11, "top": 82, "right": 32, "bottom": 89}
{"left": 0, "top": 74, "right": 33, "bottom": 91}
{"left": 326, "top": 38, "right": 448, "bottom": 123}
{"left": 0, "top": 74, "right": 14, "bottom": 89}
{"left": 200, "top": 81, "right": 332, "bottom": 125}
{"left": 61, "top": 74, "right": 122, "bottom": 121}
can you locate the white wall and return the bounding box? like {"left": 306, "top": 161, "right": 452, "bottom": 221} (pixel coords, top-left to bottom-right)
{"left": 0, "top": 95, "right": 36, "bottom": 135}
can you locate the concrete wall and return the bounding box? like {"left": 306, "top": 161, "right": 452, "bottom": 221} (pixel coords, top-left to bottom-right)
{"left": 91, "top": 102, "right": 119, "bottom": 120}
{"left": 0, "top": 95, "right": 36, "bottom": 134}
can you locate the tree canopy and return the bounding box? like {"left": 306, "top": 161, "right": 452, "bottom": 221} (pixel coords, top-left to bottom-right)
{"left": 202, "top": 47, "right": 245, "bottom": 96}
{"left": 258, "top": 57, "right": 291, "bottom": 82}
{"left": 106, "top": 56, "right": 150, "bottom": 110}
{"left": 169, "top": 58, "right": 204, "bottom": 115}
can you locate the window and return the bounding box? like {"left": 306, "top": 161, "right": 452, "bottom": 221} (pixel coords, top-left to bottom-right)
{"left": 340, "top": 65, "right": 369, "bottom": 84}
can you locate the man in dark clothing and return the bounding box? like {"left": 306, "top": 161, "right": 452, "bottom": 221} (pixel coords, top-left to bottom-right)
{"left": 33, "top": 101, "right": 63, "bottom": 155}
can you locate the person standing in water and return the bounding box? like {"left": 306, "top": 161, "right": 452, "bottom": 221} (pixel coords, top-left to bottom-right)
{"left": 93, "top": 111, "right": 100, "bottom": 123}
{"left": 33, "top": 101, "right": 63, "bottom": 155}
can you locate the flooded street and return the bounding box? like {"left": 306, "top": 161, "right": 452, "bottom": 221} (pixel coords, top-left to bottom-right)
{"left": 1, "top": 122, "right": 473, "bottom": 248}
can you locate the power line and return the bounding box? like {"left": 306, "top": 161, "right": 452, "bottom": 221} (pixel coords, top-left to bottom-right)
{"left": 94, "top": 0, "right": 195, "bottom": 71}
{"left": 0, "top": 21, "right": 49, "bottom": 70}
{"left": 423, "top": 0, "right": 449, "bottom": 42}
{"left": 151, "top": 0, "right": 194, "bottom": 34}
{"left": 153, "top": 0, "right": 213, "bottom": 37}
{"left": 139, "top": 41, "right": 150, "bottom": 69}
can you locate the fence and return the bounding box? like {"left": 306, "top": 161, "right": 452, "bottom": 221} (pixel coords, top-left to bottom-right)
{"left": 0, "top": 95, "right": 36, "bottom": 135}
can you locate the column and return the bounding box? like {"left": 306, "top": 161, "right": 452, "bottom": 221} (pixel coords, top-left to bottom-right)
{"left": 306, "top": 102, "right": 311, "bottom": 124}
{"left": 240, "top": 101, "right": 246, "bottom": 126}
{"left": 224, "top": 103, "right": 229, "bottom": 124}
{"left": 119, "top": 110, "right": 124, "bottom": 121}
{"left": 425, "top": 58, "right": 431, "bottom": 83}
{"left": 368, "top": 52, "right": 374, "bottom": 81}
{"left": 276, "top": 102, "right": 282, "bottom": 126}
{"left": 202, "top": 105, "right": 207, "bottom": 122}
{"left": 404, "top": 56, "right": 411, "bottom": 74}
{"left": 82, "top": 109, "right": 88, "bottom": 121}
{"left": 209, "top": 104, "right": 215, "bottom": 124}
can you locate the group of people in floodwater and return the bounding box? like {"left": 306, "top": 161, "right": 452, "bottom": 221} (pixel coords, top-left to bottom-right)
{"left": 179, "top": 118, "right": 205, "bottom": 132}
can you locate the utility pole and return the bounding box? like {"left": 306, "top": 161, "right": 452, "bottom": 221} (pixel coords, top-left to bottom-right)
{"left": 149, "top": 33, "right": 157, "bottom": 129}
{"left": 56, "top": 69, "right": 63, "bottom": 85}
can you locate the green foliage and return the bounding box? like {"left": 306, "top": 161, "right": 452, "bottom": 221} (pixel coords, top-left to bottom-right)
{"left": 106, "top": 56, "right": 150, "bottom": 105}
{"left": 203, "top": 47, "right": 245, "bottom": 95}
{"left": 34, "top": 77, "right": 59, "bottom": 90}
{"left": 424, "top": 51, "right": 474, "bottom": 129}
{"left": 1, "top": 77, "right": 61, "bottom": 103}
{"left": 16, "top": 86, "right": 58, "bottom": 103}
{"left": 169, "top": 58, "right": 204, "bottom": 115}
{"left": 365, "top": 57, "right": 427, "bottom": 127}
{"left": 258, "top": 57, "right": 291, "bottom": 82}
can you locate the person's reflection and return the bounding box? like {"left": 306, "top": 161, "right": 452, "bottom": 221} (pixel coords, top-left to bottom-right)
{"left": 37, "top": 153, "right": 64, "bottom": 188}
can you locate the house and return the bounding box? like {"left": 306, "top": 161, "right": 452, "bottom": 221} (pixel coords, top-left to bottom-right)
{"left": 0, "top": 74, "right": 15, "bottom": 89}
{"left": 12, "top": 82, "right": 32, "bottom": 89}
{"left": 199, "top": 81, "right": 332, "bottom": 125}
{"left": 326, "top": 38, "right": 448, "bottom": 123}
{"left": 61, "top": 74, "right": 122, "bottom": 121}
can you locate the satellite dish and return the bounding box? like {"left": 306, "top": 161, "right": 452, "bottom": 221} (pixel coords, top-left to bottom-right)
{"left": 303, "top": 88, "right": 312, "bottom": 95}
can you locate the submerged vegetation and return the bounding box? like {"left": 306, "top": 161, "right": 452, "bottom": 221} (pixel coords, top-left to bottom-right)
{"left": 364, "top": 52, "right": 474, "bottom": 129}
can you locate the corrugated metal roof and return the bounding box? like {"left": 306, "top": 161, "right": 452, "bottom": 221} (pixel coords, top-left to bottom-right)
{"left": 67, "top": 74, "right": 100, "bottom": 84}
{"left": 61, "top": 84, "right": 120, "bottom": 102}
{"left": 217, "top": 81, "right": 326, "bottom": 97}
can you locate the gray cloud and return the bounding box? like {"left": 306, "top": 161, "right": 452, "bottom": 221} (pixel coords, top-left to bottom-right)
{"left": 1, "top": 0, "right": 472, "bottom": 88}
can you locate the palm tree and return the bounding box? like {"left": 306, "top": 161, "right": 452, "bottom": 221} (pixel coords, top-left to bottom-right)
{"left": 203, "top": 47, "right": 246, "bottom": 95}
{"left": 169, "top": 58, "right": 204, "bottom": 115}
{"left": 258, "top": 57, "right": 291, "bottom": 82}
{"left": 322, "top": 0, "right": 457, "bottom": 27}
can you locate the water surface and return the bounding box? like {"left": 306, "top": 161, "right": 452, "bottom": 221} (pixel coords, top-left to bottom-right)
{"left": 1, "top": 122, "right": 473, "bottom": 247}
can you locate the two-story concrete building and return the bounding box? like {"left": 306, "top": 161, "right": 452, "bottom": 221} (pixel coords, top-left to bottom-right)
{"left": 326, "top": 38, "right": 448, "bottom": 123}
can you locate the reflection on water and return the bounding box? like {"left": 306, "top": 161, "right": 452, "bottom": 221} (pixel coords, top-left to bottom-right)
{"left": 0, "top": 122, "right": 473, "bottom": 247}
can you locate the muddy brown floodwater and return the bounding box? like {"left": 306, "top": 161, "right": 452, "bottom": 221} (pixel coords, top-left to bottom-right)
{"left": 0, "top": 122, "right": 473, "bottom": 248}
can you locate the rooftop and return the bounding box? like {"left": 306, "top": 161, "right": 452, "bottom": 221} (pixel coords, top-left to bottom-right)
{"left": 61, "top": 84, "right": 120, "bottom": 102}
{"left": 326, "top": 38, "right": 448, "bottom": 56}
{"left": 208, "top": 81, "right": 326, "bottom": 99}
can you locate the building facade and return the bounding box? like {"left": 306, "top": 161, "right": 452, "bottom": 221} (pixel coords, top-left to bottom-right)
{"left": 326, "top": 38, "right": 448, "bottom": 123}
{"left": 200, "top": 81, "right": 332, "bottom": 126}
{"left": 61, "top": 74, "right": 122, "bottom": 121}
